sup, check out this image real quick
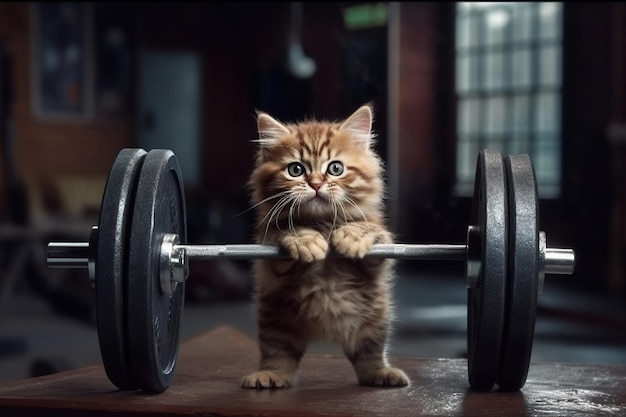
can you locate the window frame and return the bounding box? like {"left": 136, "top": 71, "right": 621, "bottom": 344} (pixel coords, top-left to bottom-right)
{"left": 454, "top": 2, "right": 563, "bottom": 198}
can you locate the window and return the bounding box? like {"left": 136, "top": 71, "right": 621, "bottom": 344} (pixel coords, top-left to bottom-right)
{"left": 455, "top": 2, "right": 562, "bottom": 198}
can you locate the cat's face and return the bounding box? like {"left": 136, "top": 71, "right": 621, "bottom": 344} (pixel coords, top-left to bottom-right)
{"left": 249, "top": 105, "right": 385, "bottom": 224}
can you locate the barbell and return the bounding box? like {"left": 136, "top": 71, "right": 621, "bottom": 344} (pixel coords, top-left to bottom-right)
{"left": 46, "top": 148, "right": 574, "bottom": 394}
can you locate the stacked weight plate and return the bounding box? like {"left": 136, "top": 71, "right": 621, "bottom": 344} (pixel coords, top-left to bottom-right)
{"left": 95, "top": 148, "right": 187, "bottom": 393}
{"left": 467, "top": 149, "right": 539, "bottom": 391}
{"left": 96, "top": 148, "right": 146, "bottom": 391}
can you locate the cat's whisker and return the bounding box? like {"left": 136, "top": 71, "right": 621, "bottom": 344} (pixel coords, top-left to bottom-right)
{"left": 272, "top": 196, "right": 293, "bottom": 233}
{"left": 344, "top": 196, "right": 370, "bottom": 230}
{"left": 296, "top": 194, "right": 304, "bottom": 218}
{"left": 261, "top": 195, "right": 292, "bottom": 243}
{"left": 337, "top": 200, "right": 353, "bottom": 223}
{"left": 260, "top": 200, "right": 284, "bottom": 244}
{"left": 263, "top": 202, "right": 288, "bottom": 242}
{"left": 236, "top": 190, "right": 290, "bottom": 217}
{"left": 257, "top": 199, "right": 290, "bottom": 240}
{"left": 288, "top": 197, "right": 298, "bottom": 234}
{"left": 327, "top": 199, "right": 339, "bottom": 242}
{"left": 259, "top": 194, "right": 290, "bottom": 228}
{"left": 295, "top": 194, "right": 309, "bottom": 236}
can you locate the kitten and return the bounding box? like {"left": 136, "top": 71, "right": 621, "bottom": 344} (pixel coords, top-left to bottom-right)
{"left": 242, "top": 104, "right": 409, "bottom": 389}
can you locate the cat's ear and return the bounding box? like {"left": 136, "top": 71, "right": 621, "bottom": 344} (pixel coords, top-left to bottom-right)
{"left": 255, "top": 112, "right": 290, "bottom": 147}
{"left": 339, "top": 104, "right": 375, "bottom": 149}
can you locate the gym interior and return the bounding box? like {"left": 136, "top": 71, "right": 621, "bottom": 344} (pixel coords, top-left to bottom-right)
{"left": 0, "top": 1, "right": 625, "bottom": 411}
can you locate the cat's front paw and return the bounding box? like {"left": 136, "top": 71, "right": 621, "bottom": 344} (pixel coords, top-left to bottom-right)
{"left": 241, "top": 370, "right": 292, "bottom": 389}
{"left": 359, "top": 367, "right": 410, "bottom": 387}
{"left": 331, "top": 224, "right": 377, "bottom": 258}
{"left": 280, "top": 229, "right": 328, "bottom": 262}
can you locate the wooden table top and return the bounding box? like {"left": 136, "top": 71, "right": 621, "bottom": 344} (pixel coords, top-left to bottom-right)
{"left": 0, "top": 325, "right": 625, "bottom": 416}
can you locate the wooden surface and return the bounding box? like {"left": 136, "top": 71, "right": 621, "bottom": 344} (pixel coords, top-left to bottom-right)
{"left": 0, "top": 325, "right": 625, "bottom": 416}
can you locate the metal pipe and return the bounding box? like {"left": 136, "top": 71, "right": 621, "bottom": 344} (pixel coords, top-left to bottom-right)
{"left": 544, "top": 248, "right": 576, "bottom": 275}
{"left": 178, "top": 243, "right": 468, "bottom": 261}
{"left": 47, "top": 242, "right": 91, "bottom": 268}
{"left": 48, "top": 240, "right": 576, "bottom": 275}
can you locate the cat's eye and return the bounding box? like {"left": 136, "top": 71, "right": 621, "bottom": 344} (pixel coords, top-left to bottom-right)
{"left": 327, "top": 161, "right": 344, "bottom": 176}
{"left": 287, "top": 162, "right": 305, "bottom": 177}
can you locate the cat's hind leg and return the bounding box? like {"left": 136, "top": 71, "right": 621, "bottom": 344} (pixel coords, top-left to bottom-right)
{"left": 241, "top": 329, "right": 306, "bottom": 389}
{"left": 343, "top": 330, "right": 410, "bottom": 387}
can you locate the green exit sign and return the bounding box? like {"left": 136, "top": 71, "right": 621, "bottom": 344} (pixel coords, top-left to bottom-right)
{"left": 344, "top": 3, "right": 388, "bottom": 30}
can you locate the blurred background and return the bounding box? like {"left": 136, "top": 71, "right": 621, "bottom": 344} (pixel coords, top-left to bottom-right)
{"left": 0, "top": 2, "right": 625, "bottom": 384}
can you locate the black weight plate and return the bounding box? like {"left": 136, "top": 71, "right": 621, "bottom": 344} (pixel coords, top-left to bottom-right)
{"left": 127, "top": 149, "right": 187, "bottom": 393}
{"left": 497, "top": 154, "right": 539, "bottom": 391}
{"left": 467, "top": 149, "right": 508, "bottom": 391}
{"left": 96, "top": 148, "right": 147, "bottom": 391}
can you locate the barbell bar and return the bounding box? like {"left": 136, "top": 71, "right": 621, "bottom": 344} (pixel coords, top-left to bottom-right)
{"left": 48, "top": 239, "right": 575, "bottom": 292}
{"left": 44, "top": 147, "right": 575, "bottom": 394}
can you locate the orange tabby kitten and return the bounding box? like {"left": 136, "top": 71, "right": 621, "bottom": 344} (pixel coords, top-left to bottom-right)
{"left": 242, "top": 104, "right": 409, "bottom": 389}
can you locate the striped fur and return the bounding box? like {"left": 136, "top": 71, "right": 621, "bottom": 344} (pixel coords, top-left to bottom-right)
{"left": 242, "top": 104, "right": 409, "bottom": 389}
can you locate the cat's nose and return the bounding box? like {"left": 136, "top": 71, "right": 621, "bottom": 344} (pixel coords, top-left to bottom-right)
{"left": 309, "top": 182, "right": 322, "bottom": 192}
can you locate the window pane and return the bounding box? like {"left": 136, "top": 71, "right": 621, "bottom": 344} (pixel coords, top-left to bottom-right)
{"left": 458, "top": 97, "right": 482, "bottom": 133}
{"left": 534, "top": 92, "right": 560, "bottom": 132}
{"left": 485, "top": 51, "right": 505, "bottom": 90}
{"left": 457, "top": 54, "right": 481, "bottom": 92}
{"left": 484, "top": 8, "right": 510, "bottom": 46}
{"left": 535, "top": 134, "right": 561, "bottom": 183}
{"left": 509, "top": 132, "right": 530, "bottom": 154}
{"left": 486, "top": 95, "right": 507, "bottom": 133}
{"left": 539, "top": 2, "right": 561, "bottom": 41}
{"left": 457, "top": 15, "right": 470, "bottom": 49}
{"left": 468, "top": 54, "right": 480, "bottom": 91}
{"left": 512, "top": 3, "right": 533, "bottom": 43}
{"left": 512, "top": 94, "right": 530, "bottom": 132}
{"left": 512, "top": 47, "right": 532, "bottom": 88}
{"left": 465, "top": 14, "right": 482, "bottom": 48}
{"left": 456, "top": 54, "right": 470, "bottom": 92}
{"left": 457, "top": 2, "right": 474, "bottom": 13}
{"left": 484, "top": 133, "right": 504, "bottom": 150}
{"left": 539, "top": 45, "right": 561, "bottom": 87}
{"left": 457, "top": 136, "right": 481, "bottom": 183}
{"left": 455, "top": 54, "right": 469, "bottom": 92}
